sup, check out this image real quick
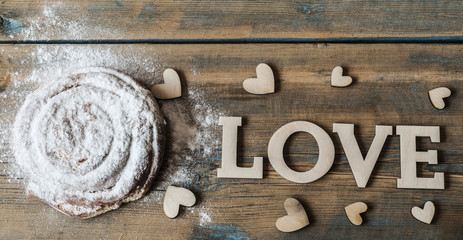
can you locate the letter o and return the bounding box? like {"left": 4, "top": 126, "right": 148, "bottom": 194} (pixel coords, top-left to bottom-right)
{"left": 268, "top": 121, "right": 335, "bottom": 183}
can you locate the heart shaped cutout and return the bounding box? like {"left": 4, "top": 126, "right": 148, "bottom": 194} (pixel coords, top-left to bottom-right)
{"left": 429, "top": 87, "right": 451, "bottom": 110}
{"left": 411, "top": 201, "right": 435, "bottom": 224}
{"left": 243, "top": 63, "right": 275, "bottom": 94}
{"left": 345, "top": 202, "right": 368, "bottom": 226}
{"left": 275, "top": 198, "right": 309, "bottom": 232}
{"left": 151, "top": 68, "right": 182, "bottom": 99}
{"left": 163, "top": 186, "right": 196, "bottom": 218}
{"left": 331, "top": 66, "right": 352, "bottom": 87}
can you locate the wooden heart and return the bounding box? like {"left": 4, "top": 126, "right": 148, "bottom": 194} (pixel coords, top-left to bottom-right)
{"left": 163, "top": 186, "right": 196, "bottom": 218}
{"left": 429, "top": 87, "right": 451, "bottom": 110}
{"left": 411, "top": 201, "right": 435, "bottom": 224}
{"left": 344, "top": 202, "right": 368, "bottom": 226}
{"left": 275, "top": 198, "right": 309, "bottom": 232}
{"left": 151, "top": 68, "right": 182, "bottom": 99}
{"left": 243, "top": 63, "right": 275, "bottom": 94}
{"left": 331, "top": 66, "right": 352, "bottom": 87}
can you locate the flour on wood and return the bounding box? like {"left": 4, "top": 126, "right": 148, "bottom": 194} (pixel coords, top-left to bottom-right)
{"left": 20, "top": 2, "right": 118, "bottom": 40}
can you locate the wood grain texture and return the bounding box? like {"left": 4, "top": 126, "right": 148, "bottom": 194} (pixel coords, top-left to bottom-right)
{"left": 2, "top": 44, "right": 463, "bottom": 239}
{"left": 2, "top": 0, "right": 463, "bottom": 41}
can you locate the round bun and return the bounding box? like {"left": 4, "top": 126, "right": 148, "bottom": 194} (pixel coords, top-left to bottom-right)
{"left": 12, "top": 67, "right": 165, "bottom": 218}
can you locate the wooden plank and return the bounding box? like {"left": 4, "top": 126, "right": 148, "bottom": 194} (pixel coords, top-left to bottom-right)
{"left": 1, "top": 44, "right": 463, "bottom": 239}
{"left": 2, "top": 0, "right": 463, "bottom": 41}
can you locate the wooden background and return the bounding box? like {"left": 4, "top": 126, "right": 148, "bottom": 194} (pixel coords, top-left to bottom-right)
{"left": 1, "top": 1, "right": 463, "bottom": 239}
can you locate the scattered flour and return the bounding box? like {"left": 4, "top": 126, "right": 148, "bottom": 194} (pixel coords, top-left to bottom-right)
{"left": 21, "top": 2, "right": 118, "bottom": 40}
{"left": 199, "top": 209, "right": 213, "bottom": 226}
{"left": 153, "top": 87, "right": 223, "bottom": 190}
{"left": 3, "top": 45, "right": 161, "bottom": 89}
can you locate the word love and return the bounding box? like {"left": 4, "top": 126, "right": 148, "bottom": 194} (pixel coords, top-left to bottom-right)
{"left": 217, "top": 117, "right": 445, "bottom": 190}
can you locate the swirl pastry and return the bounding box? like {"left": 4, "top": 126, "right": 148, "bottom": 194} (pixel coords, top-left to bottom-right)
{"left": 12, "top": 67, "right": 165, "bottom": 218}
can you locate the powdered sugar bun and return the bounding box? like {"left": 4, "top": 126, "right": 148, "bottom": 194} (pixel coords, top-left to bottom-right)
{"left": 12, "top": 67, "right": 165, "bottom": 218}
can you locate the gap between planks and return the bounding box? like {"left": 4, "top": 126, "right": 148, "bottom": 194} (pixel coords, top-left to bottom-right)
{"left": 2, "top": 37, "right": 463, "bottom": 45}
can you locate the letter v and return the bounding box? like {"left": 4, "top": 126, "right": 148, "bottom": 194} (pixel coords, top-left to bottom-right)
{"left": 333, "top": 124, "right": 392, "bottom": 188}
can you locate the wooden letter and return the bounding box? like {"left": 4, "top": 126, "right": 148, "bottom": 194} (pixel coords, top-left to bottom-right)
{"left": 217, "top": 117, "right": 263, "bottom": 179}
{"left": 268, "top": 121, "right": 335, "bottom": 183}
{"left": 396, "top": 126, "right": 444, "bottom": 189}
{"left": 333, "top": 123, "right": 392, "bottom": 188}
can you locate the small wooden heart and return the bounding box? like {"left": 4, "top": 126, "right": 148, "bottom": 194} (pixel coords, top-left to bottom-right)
{"left": 331, "top": 66, "right": 352, "bottom": 87}
{"left": 151, "top": 68, "right": 182, "bottom": 99}
{"left": 429, "top": 87, "right": 451, "bottom": 110}
{"left": 163, "top": 186, "right": 196, "bottom": 218}
{"left": 345, "top": 202, "right": 368, "bottom": 226}
{"left": 411, "top": 201, "right": 435, "bottom": 224}
{"left": 275, "top": 198, "right": 309, "bottom": 232}
{"left": 243, "top": 63, "right": 275, "bottom": 94}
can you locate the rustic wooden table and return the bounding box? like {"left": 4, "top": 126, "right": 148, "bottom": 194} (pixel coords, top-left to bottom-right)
{"left": 1, "top": 1, "right": 463, "bottom": 239}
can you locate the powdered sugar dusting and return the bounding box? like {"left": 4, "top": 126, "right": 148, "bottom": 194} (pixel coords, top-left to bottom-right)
{"left": 11, "top": 67, "right": 165, "bottom": 218}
